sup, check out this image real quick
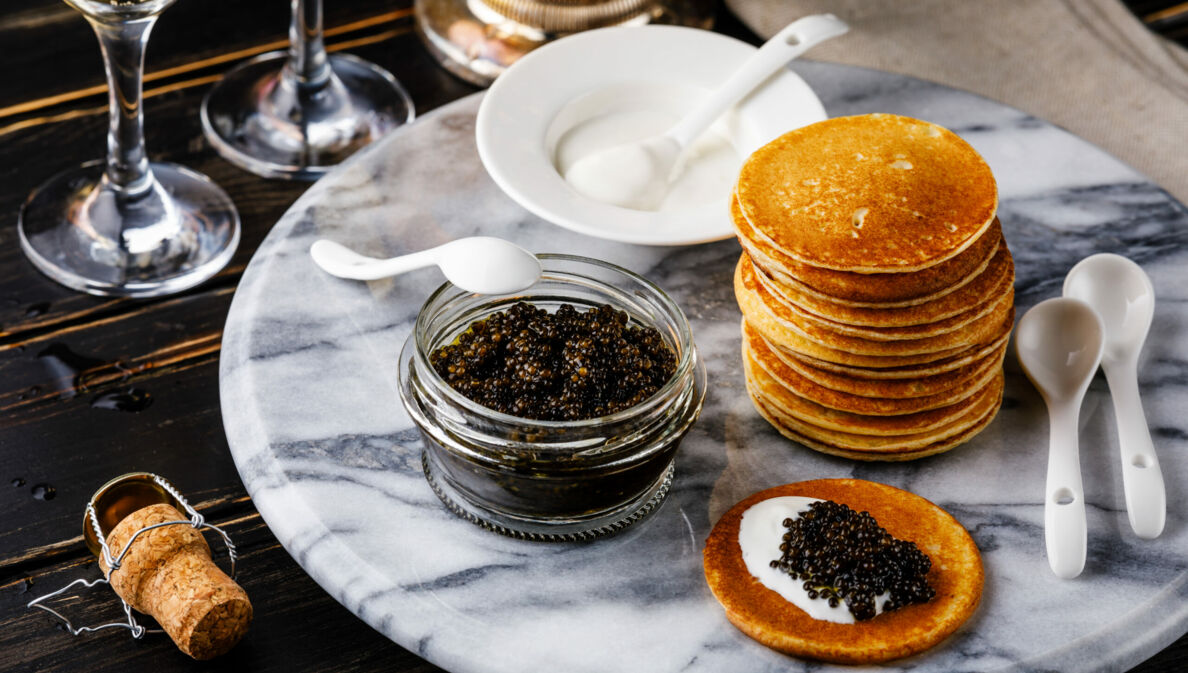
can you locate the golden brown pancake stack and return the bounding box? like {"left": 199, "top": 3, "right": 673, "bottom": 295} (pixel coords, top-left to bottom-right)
{"left": 733, "top": 114, "right": 1014, "bottom": 461}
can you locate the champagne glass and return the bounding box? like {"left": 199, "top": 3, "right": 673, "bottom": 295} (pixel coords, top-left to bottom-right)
{"left": 19, "top": 0, "right": 240, "bottom": 298}
{"left": 201, "top": 0, "right": 415, "bottom": 180}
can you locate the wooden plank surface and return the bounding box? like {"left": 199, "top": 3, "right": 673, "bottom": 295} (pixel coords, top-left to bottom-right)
{"left": 0, "top": 1, "right": 1184, "bottom": 671}
{"left": 0, "top": 2, "right": 466, "bottom": 670}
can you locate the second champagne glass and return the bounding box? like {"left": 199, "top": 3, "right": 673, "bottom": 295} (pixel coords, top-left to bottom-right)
{"left": 19, "top": 0, "right": 240, "bottom": 298}
{"left": 201, "top": 0, "right": 415, "bottom": 180}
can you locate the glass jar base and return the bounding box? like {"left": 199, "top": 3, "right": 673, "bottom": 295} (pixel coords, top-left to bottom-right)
{"left": 422, "top": 451, "right": 675, "bottom": 542}
{"left": 201, "top": 52, "right": 414, "bottom": 181}
{"left": 18, "top": 160, "right": 240, "bottom": 298}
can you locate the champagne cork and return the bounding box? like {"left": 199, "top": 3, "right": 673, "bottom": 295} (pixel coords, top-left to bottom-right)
{"left": 99, "top": 503, "right": 252, "bottom": 659}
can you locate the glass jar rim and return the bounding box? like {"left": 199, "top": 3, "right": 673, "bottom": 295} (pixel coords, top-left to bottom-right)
{"left": 411, "top": 253, "right": 697, "bottom": 429}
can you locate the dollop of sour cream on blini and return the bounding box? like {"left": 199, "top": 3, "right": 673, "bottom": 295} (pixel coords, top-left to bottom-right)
{"left": 738, "top": 496, "right": 889, "bottom": 624}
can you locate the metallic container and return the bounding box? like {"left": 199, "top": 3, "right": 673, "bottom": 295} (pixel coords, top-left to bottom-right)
{"left": 82, "top": 472, "right": 185, "bottom": 558}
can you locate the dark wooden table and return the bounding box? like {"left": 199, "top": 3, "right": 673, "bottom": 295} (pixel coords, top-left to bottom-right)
{"left": 1, "top": 2, "right": 1185, "bottom": 671}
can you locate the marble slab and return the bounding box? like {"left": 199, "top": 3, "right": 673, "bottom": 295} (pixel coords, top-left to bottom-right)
{"left": 219, "top": 62, "right": 1188, "bottom": 673}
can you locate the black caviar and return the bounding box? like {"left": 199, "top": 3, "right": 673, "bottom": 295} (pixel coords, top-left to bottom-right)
{"left": 768, "top": 500, "right": 935, "bottom": 621}
{"left": 429, "top": 302, "right": 677, "bottom": 421}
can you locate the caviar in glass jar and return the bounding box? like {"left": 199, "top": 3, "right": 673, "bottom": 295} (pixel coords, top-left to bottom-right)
{"left": 429, "top": 302, "right": 677, "bottom": 420}
{"left": 767, "top": 500, "right": 935, "bottom": 621}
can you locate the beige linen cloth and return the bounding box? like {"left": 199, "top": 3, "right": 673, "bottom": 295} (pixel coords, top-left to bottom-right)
{"left": 726, "top": 0, "right": 1188, "bottom": 204}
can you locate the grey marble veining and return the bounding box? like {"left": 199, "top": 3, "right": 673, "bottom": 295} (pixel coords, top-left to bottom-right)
{"left": 219, "top": 62, "right": 1188, "bottom": 673}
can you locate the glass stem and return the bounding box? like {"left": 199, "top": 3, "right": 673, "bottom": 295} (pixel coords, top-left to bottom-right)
{"left": 289, "top": 0, "right": 331, "bottom": 89}
{"left": 89, "top": 17, "right": 156, "bottom": 198}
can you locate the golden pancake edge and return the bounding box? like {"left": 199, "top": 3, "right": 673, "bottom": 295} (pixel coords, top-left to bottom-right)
{"left": 736, "top": 255, "right": 1015, "bottom": 360}
{"left": 734, "top": 113, "right": 998, "bottom": 273}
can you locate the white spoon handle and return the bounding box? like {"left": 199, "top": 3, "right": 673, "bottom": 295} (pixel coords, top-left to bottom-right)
{"left": 1046, "top": 405, "right": 1087, "bottom": 579}
{"left": 1103, "top": 360, "right": 1166, "bottom": 539}
{"left": 310, "top": 239, "right": 440, "bottom": 281}
{"left": 666, "top": 14, "right": 849, "bottom": 148}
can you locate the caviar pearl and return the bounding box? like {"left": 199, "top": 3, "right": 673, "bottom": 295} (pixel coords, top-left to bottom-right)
{"left": 774, "top": 499, "right": 935, "bottom": 622}
{"left": 429, "top": 302, "right": 677, "bottom": 420}
{"left": 739, "top": 496, "right": 934, "bottom": 624}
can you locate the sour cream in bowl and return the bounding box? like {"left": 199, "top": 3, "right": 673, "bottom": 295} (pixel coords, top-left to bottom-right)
{"left": 475, "top": 25, "right": 826, "bottom": 246}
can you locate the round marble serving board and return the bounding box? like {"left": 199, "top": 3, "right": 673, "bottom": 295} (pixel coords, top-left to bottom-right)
{"left": 220, "top": 61, "right": 1188, "bottom": 673}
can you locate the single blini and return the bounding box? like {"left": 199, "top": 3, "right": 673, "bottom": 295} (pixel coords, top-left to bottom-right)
{"left": 734, "top": 113, "right": 998, "bottom": 274}
{"left": 704, "top": 479, "right": 983, "bottom": 664}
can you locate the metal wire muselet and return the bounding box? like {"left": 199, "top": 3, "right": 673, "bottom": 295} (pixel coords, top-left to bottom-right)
{"left": 26, "top": 473, "right": 239, "bottom": 640}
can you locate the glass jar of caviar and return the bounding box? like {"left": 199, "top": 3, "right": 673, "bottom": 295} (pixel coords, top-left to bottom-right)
{"left": 397, "top": 254, "right": 705, "bottom": 541}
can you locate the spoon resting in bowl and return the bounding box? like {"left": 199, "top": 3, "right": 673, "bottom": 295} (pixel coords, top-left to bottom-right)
{"left": 562, "top": 14, "right": 849, "bottom": 211}
{"left": 310, "top": 237, "right": 541, "bottom": 295}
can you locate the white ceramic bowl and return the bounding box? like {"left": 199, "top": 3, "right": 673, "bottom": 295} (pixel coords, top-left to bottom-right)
{"left": 475, "top": 25, "right": 827, "bottom": 246}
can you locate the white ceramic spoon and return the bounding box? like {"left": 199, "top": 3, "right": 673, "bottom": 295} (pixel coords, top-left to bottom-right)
{"left": 562, "top": 14, "right": 849, "bottom": 211}
{"left": 1064, "top": 253, "right": 1165, "bottom": 539}
{"left": 309, "top": 237, "right": 541, "bottom": 294}
{"left": 1016, "top": 297, "right": 1105, "bottom": 579}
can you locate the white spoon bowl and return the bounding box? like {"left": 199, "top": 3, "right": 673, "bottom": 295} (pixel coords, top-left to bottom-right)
{"left": 310, "top": 237, "right": 541, "bottom": 295}
{"left": 1016, "top": 297, "right": 1105, "bottom": 579}
{"left": 1064, "top": 253, "right": 1165, "bottom": 539}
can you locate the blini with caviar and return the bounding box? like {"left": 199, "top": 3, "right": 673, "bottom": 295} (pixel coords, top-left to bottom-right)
{"left": 703, "top": 479, "right": 983, "bottom": 664}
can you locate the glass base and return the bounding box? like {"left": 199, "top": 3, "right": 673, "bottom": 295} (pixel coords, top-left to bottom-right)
{"left": 201, "top": 51, "right": 414, "bottom": 180}
{"left": 415, "top": 0, "right": 714, "bottom": 86}
{"left": 18, "top": 160, "right": 240, "bottom": 298}
{"left": 422, "top": 450, "right": 675, "bottom": 542}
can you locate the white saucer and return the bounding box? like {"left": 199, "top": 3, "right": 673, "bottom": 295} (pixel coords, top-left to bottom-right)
{"left": 475, "top": 25, "right": 826, "bottom": 246}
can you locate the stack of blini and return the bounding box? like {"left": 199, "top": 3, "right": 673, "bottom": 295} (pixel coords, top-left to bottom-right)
{"left": 733, "top": 114, "right": 1014, "bottom": 461}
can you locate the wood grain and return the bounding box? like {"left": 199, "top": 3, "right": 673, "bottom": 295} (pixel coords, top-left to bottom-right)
{"left": 1, "top": 507, "right": 443, "bottom": 672}
{"left": 0, "top": 2, "right": 465, "bottom": 669}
